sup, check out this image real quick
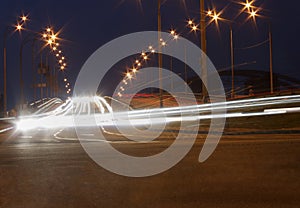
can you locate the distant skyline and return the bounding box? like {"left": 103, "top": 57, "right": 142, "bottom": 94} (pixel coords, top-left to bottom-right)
{"left": 0, "top": 0, "right": 299, "bottom": 109}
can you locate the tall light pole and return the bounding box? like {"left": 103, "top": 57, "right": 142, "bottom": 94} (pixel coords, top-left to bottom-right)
{"left": 200, "top": 0, "right": 208, "bottom": 102}
{"left": 2, "top": 16, "right": 28, "bottom": 113}
{"left": 3, "top": 28, "right": 8, "bottom": 114}
{"left": 229, "top": 25, "right": 235, "bottom": 99}
{"left": 209, "top": 12, "right": 235, "bottom": 99}
{"left": 269, "top": 23, "right": 273, "bottom": 94}
{"left": 247, "top": 7, "right": 273, "bottom": 94}
{"left": 210, "top": 17, "right": 235, "bottom": 99}
{"left": 158, "top": 0, "right": 163, "bottom": 108}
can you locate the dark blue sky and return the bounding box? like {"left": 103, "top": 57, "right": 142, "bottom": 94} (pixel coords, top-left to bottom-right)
{"left": 0, "top": 0, "right": 299, "bottom": 108}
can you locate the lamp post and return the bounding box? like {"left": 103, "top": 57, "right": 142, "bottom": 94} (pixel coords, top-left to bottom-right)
{"left": 3, "top": 23, "right": 24, "bottom": 113}
{"left": 2, "top": 15, "right": 28, "bottom": 113}
{"left": 3, "top": 28, "right": 8, "bottom": 114}
{"left": 269, "top": 23, "right": 273, "bottom": 94}
{"left": 208, "top": 12, "right": 235, "bottom": 99}
{"left": 200, "top": 0, "right": 208, "bottom": 102}
{"left": 158, "top": 0, "right": 163, "bottom": 108}
{"left": 229, "top": 25, "right": 235, "bottom": 99}
{"left": 247, "top": 6, "right": 274, "bottom": 94}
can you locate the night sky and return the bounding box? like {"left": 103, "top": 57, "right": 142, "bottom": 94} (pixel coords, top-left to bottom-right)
{"left": 0, "top": 0, "right": 299, "bottom": 109}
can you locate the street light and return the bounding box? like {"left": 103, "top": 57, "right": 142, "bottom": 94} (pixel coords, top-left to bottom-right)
{"left": 21, "top": 16, "right": 28, "bottom": 22}
{"left": 51, "top": 34, "right": 57, "bottom": 40}
{"left": 244, "top": 0, "right": 254, "bottom": 10}
{"left": 207, "top": 11, "right": 235, "bottom": 98}
{"left": 16, "top": 24, "right": 23, "bottom": 31}
{"left": 238, "top": 1, "right": 273, "bottom": 94}
{"left": 158, "top": 0, "right": 163, "bottom": 108}
{"left": 2, "top": 14, "right": 29, "bottom": 114}
{"left": 30, "top": 26, "right": 65, "bottom": 100}
{"left": 200, "top": 0, "right": 208, "bottom": 102}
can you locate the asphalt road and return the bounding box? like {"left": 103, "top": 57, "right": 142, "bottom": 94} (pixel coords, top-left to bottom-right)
{"left": 0, "top": 125, "right": 300, "bottom": 208}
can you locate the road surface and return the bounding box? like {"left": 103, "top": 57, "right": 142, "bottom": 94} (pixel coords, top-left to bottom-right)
{"left": 0, "top": 124, "right": 300, "bottom": 208}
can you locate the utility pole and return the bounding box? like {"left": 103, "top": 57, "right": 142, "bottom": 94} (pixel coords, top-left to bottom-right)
{"left": 158, "top": 0, "right": 163, "bottom": 107}
{"left": 200, "top": 0, "right": 208, "bottom": 102}
{"left": 3, "top": 28, "right": 8, "bottom": 114}
{"left": 269, "top": 23, "right": 274, "bottom": 94}
{"left": 20, "top": 43, "right": 24, "bottom": 109}
{"left": 230, "top": 25, "right": 235, "bottom": 99}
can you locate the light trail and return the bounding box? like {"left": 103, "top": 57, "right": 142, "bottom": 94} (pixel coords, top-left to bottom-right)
{"left": 12, "top": 95, "right": 300, "bottom": 132}
{"left": 0, "top": 126, "right": 14, "bottom": 134}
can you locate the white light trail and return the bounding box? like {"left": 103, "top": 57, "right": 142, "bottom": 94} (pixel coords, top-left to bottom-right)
{"left": 11, "top": 95, "right": 300, "bottom": 132}
{"left": 0, "top": 126, "right": 14, "bottom": 133}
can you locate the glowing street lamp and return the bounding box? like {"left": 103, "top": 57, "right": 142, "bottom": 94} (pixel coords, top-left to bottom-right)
{"left": 249, "top": 9, "right": 258, "bottom": 20}
{"left": 16, "top": 24, "right": 23, "bottom": 31}
{"left": 191, "top": 25, "right": 198, "bottom": 32}
{"left": 47, "top": 39, "right": 53, "bottom": 45}
{"left": 244, "top": 0, "right": 253, "bottom": 10}
{"left": 212, "top": 13, "right": 220, "bottom": 21}
{"left": 21, "top": 15, "right": 28, "bottom": 22}
{"left": 51, "top": 34, "right": 57, "bottom": 40}
{"left": 126, "top": 72, "right": 132, "bottom": 79}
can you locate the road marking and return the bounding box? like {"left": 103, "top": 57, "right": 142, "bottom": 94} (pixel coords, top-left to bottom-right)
{"left": 80, "top": 134, "right": 95, "bottom": 137}
{"left": 19, "top": 136, "right": 33, "bottom": 139}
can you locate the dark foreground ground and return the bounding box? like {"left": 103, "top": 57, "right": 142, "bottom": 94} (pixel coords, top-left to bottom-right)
{"left": 0, "top": 123, "right": 299, "bottom": 208}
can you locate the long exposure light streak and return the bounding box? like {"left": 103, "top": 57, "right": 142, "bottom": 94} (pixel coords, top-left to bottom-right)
{"left": 7, "top": 95, "right": 300, "bottom": 132}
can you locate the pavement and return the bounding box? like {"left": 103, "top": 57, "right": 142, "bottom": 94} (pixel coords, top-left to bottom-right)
{"left": 0, "top": 123, "right": 300, "bottom": 208}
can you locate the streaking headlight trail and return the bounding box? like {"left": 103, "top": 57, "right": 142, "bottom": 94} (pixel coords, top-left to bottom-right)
{"left": 14, "top": 94, "right": 300, "bottom": 131}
